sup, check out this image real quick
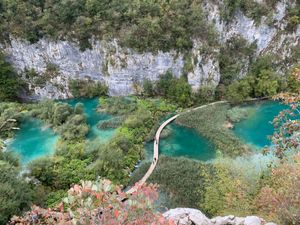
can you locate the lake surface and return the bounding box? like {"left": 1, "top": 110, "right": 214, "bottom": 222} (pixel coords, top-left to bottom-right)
{"left": 146, "top": 123, "right": 215, "bottom": 161}
{"left": 146, "top": 101, "right": 293, "bottom": 161}
{"left": 8, "top": 119, "right": 58, "bottom": 164}
{"left": 9, "top": 98, "right": 115, "bottom": 164}
{"left": 9, "top": 99, "right": 291, "bottom": 164}
{"left": 233, "top": 101, "right": 289, "bottom": 148}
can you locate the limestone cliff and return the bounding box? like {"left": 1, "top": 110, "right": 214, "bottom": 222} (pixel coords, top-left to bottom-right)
{"left": 1, "top": 0, "right": 299, "bottom": 99}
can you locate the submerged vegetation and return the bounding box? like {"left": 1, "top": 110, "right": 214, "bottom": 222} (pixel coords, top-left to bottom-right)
{"left": 130, "top": 156, "right": 213, "bottom": 209}
{"left": 176, "top": 103, "right": 249, "bottom": 157}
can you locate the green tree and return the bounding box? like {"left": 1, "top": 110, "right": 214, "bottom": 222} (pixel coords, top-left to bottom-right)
{"left": 156, "top": 71, "right": 174, "bottom": 97}
{"left": 0, "top": 53, "right": 22, "bottom": 101}
{"left": 195, "top": 85, "right": 216, "bottom": 104}
{"left": 61, "top": 114, "right": 89, "bottom": 141}
{"left": 74, "top": 102, "right": 84, "bottom": 115}
{"left": 226, "top": 79, "right": 252, "bottom": 104}
{"left": 28, "top": 158, "right": 56, "bottom": 187}
{"left": 250, "top": 55, "right": 276, "bottom": 76}
{"left": 52, "top": 103, "right": 73, "bottom": 126}
{"left": 173, "top": 77, "right": 192, "bottom": 107}
{"left": 142, "top": 79, "right": 154, "bottom": 97}
{"left": 0, "top": 161, "right": 33, "bottom": 224}
{"left": 254, "top": 69, "right": 279, "bottom": 97}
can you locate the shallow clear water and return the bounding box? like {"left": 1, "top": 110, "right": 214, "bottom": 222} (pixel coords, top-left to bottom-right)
{"left": 146, "top": 101, "right": 292, "bottom": 161}
{"left": 9, "top": 98, "right": 115, "bottom": 164}
{"left": 61, "top": 98, "right": 116, "bottom": 141}
{"left": 8, "top": 119, "right": 58, "bottom": 164}
{"left": 233, "top": 101, "right": 289, "bottom": 148}
{"left": 146, "top": 123, "right": 215, "bottom": 161}
{"left": 9, "top": 99, "right": 290, "bottom": 164}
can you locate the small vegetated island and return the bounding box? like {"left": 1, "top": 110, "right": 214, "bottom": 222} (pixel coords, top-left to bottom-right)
{"left": 0, "top": 0, "right": 300, "bottom": 224}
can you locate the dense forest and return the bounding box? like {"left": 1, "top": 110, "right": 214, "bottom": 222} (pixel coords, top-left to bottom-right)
{"left": 0, "top": 0, "right": 299, "bottom": 51}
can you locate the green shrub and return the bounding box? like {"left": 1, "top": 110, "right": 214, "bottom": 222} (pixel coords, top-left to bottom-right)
{"left": 69, "top": 79, "right": 108, "bottom": 98}
{"left": 254, "top": 69, "right": 280, "bottom": 97}
{"left": 224, "top": 54, "right": 284, "bottom": 103}
{"left": 226, "top": 79, "right": 252, "bottom": 104}
{"left": 0, "top": 161, "right": 33, "bottom": 224}
{"left": 99, "top": 97, "right": 138, "bottom": 116}
{"left": 0, "top": 53, "right": 23, "bottom": 101}
{"left": 194, "top": 85, "right": 216, "bottom": 104}
{"left": 129, "top": 156, "right": 213, "bottom": 209}
{"left": 142, "top": 79, "right": 154, "bottom": 97}
{"left": 151, "top": 71, "right": 193, "bottom": 107}
{"left": 60, "top": 114, "right": 89, "bottom": 141}
{"left": 221, "top": 0, "right": 272, "bottom": 23}
{"left": 286, "top": 6, "right": 300, "bottom": 32}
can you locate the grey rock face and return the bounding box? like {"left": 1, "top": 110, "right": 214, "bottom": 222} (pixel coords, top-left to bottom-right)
{"left": 4, "top": 39, "right": 182, "bottom": 98}
{"left": 244, "top": 216, "right": 262, "bottom": 225}
{"left": 4, "top": 38, "right": 220, "bottom": 99}
{"left": 212, "top": 215, "right": 244, "bottom": 225}
{"left": 163, "top": 208, "right": 212, "bottom": 225}
{"left": 163, "top": 208, "right": 276, "bottom": 225}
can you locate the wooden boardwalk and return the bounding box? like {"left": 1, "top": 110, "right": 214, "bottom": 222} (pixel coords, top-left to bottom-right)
{"left": 126, "top": 115, "right": 178, "bottom": 194}
{"left": 126, "top": 101, "right": 227, "bottom": 194}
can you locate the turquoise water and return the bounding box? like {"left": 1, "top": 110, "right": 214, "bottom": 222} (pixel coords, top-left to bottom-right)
{"left": 146, "top": 123, "right": 215, "bottom": 161}
{"left": 8, "top": 119, "right": 58, "bottom": 164}
{"left": 146, "top": 101, "right": 291, "bottom": 161}
{"left": 9, "top": 99, "right": 290, "bottom": 164}
{"left": 9, "top": 98, "right": 115, "bottom": 164}
{"left": 61, "top": 98, "right": 115, "bottom": 141}
{"left": 234, "top": 101, "right": 289, "bottom": 148}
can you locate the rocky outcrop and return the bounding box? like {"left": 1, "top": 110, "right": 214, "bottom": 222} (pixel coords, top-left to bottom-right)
{"left": 163, "top": 208, "right": 277, "bottom": 225}
{"left": 4, "top": 39, "right": 187, "bottom": 98}
{"left": 1, "top": 0, "right": 299, "bottom": 99}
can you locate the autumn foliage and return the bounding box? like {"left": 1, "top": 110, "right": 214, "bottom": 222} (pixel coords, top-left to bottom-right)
{"left": 268, "top": 66, "right": 300, "bottom": 159}
{"left": 256, "top": 154, "right": 300, "bottom": 224}
{"left": 256, "top": 66, "right": 300, "bottom": 224}
{"left": 10, "top": 179, "right": 173, "bottom": 225}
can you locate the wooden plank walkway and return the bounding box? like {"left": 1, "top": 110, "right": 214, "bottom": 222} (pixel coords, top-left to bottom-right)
{"left": 126, "top": 114, "right": 179, "bottom": 194}
{"left": 126, "top": 101, "right": 227, "bottom": 194}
